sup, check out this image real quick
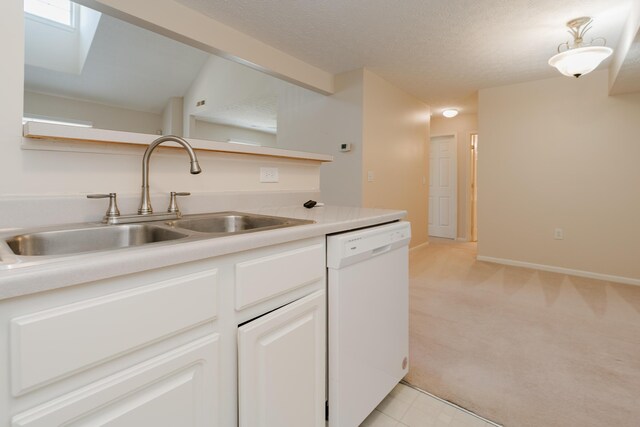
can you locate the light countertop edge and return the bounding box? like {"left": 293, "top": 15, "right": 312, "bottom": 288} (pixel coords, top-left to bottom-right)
{"left": 0, "top": 206, "right": 406, "bottom": 301}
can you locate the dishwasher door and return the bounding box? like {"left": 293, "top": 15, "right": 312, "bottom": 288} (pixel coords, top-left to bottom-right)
{"left": 327, "top": 221, "right": 411, "bottom": 427}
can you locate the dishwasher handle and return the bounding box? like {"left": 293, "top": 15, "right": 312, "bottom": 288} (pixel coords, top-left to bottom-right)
{"left": 371, "top": 244, "right": 392, "bottom": 256}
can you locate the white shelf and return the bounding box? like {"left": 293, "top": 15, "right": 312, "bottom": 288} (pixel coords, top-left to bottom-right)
{"left": 22, "top": 122, "right": 333, "bottom": 163}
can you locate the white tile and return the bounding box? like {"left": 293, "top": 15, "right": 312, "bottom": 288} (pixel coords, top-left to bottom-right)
{"left": 451, "top": 411, "right": 486, "bottom": 427}
{"left": 412, "top": 393, "right": 445, "bottom": 415}
{"left": 360, "top": 410, "right": 400, "bottom": 427}
{"left": 389, "top": 383, "right": 420, "bottom": 405}
{"left": 441, "top": 405, "right": 457, "bottom": 416}
{"left": 401, "top": 405, "right": 438, "bottom": 427}
{"left": 437, "top": 412, "right": 453, "bottom": 424}
{"left": 449, "top": 416, "right": 472, "bottom": 427}
{"left": 363, "top": 383, "right": 502, "bottom": 427}
{"left": 376, "top": 393, "right": 412, "bottom": 420}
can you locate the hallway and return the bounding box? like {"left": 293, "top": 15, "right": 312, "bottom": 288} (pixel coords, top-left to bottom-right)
{"left": 405, "top": 239, "right": 640, "bottom": 427}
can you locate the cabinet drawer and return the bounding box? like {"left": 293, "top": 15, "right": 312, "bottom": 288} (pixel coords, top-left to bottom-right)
{"left": 235, "top": 244, "right": 324, "bottom": 310}
{"left": 10, "top": 269, "right": 218, "bottom": 395}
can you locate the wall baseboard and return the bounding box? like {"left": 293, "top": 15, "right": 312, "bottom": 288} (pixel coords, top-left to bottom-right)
{"left": 410, "top": 241, "right": 430, "bottom": 252}
{"left": 456, "top": 237, "right": 469, "bottom": 242}
{"left": 476, "top": 256, "right": 640, "bottom": 287}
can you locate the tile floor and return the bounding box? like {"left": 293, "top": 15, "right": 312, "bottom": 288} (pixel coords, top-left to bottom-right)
{"left": 360, "top": 383, "right": 500, "bottom": 427}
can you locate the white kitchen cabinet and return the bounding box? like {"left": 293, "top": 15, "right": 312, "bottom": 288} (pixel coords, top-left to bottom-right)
{"left": 0, "top": 261, "right": 221, "bottom": 427}
{"left": 238, "top": 290, "right": 326, "bottom": 427}
{"left": 0, "top": 236, "right": 326, "bottom": 427}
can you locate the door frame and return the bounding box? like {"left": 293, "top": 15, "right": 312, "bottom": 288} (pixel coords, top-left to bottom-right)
{"left": 429, "top": 131, "right": 478, "bottom": 242}
{"left": 468, "top": 133, "right": 478, "bottom": 242}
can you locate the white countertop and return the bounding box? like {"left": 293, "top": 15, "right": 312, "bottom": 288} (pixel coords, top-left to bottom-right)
{"left": 0, "top": 206, "right": 405, "bottom": 300}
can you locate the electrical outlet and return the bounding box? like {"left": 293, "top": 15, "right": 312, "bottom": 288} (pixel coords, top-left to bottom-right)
{"left": 260, "top": 167, "right": 279, "bottom": 183}
{"left": 554, "top": 228, "right": 564, "bottom": 240}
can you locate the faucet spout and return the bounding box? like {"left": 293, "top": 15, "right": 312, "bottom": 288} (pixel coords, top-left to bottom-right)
{"left": 138, "top": 135, "right": 202, "bottom": 215}
{"left": 190, "top": 160, "right": 202, "bottom": 175}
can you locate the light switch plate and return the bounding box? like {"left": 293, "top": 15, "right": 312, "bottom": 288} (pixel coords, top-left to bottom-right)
{"left": 260, "top": 167, "right": 279, "bottom": 183}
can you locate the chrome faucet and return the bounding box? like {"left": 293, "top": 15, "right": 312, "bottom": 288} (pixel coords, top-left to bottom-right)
{"left": 88, "top": 136, "right": 202, "bottom": 224}
{"left": 138, "top": 135, "right": 202, "bottom": 214}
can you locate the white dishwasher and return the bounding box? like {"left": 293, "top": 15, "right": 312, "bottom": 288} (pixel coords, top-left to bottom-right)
{"left": 326, "top": 221, "right": 411, "bottom": 427}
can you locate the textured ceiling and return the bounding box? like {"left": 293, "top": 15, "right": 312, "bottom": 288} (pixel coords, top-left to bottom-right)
{"left": 175, "top": 0, "right": 633, "bottom": 114}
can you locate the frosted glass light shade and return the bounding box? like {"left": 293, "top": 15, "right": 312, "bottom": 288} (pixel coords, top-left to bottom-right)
{"left": 548, "top": 46, "right": 613, "bottom": 78}
{"left": 442, "top": 109, "right": 459, "bottom": 118}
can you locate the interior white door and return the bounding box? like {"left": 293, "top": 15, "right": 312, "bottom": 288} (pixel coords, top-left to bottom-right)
{"left": 237, "top": 290, "right": 326, "bottom": 427}
{"left": 429, "top": 135, "right": 457, "bottom": 238}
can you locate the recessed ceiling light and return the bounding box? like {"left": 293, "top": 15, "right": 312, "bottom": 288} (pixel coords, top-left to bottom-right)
{"left": 442, "top": 109, "right": 459, "bottom": 118}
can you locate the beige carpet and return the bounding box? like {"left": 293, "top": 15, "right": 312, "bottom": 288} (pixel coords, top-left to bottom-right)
{"left": 405, "top": 239, "right": 640, "bottom": 427}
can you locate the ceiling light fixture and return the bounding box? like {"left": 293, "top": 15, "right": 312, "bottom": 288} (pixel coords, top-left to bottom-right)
{"left": 442, "top": 109, "right": 459, "bottom": 118}
{"left": 548, "top": 16, "right": 613, "bottom": 78}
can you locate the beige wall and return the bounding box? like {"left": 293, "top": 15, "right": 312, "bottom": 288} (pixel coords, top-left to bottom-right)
{"left": 277, "top": 69, "right": 365, "bottom": 207}
{"left": 24, "top": 91, "right": 163, "bottom": 135}
{"left": 431, "top": 113, "right": 478, "bottom": 240}
{"left": 362, "top": 70, "right": 430, "bottom": 247}
{"left": 277, "top": 68, "right": 431, "bottom": 247}
{"left": 0, "top": 1, "right": 24, "bottom": 194}
{"left": 478, "top": 70, "right": 640, "bottom": 282}
{"left": 162, "top": 97, "right": 183, "bottom": 136}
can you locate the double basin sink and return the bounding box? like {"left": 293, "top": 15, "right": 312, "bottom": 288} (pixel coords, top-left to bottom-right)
{"left": 2, "top": 212, "right": 314, "bottom": 259}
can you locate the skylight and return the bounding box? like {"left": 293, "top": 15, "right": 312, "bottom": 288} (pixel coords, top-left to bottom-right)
{"left": 24, "top": 0, "right": 74, "bottom": 27}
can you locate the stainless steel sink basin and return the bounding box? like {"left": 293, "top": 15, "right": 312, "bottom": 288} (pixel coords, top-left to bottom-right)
{"left": 165, "top": 212, "right": 313, "bottom": 234}
{"left": 6, "top": 224, "right": 189, "bottom": 256}
{"left": 0, "top": 211, "right": 314, "bottom": 261}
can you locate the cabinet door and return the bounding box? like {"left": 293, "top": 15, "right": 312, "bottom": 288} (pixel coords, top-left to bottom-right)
{"left": 238, "top": 290, "right": 325, "bottom": 427}
{"left": 11, "top": 334, "right": 220, "bottom": 427}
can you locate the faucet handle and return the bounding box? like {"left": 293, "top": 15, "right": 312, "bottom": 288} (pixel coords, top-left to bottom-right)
{"left": 167, "top": 192, "right": 190, "bottom": 214}
{"left": 87, "top": 193, "right": 120, "bottom": 220}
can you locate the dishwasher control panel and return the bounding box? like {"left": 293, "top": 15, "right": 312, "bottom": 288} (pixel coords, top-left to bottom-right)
{"left": 327, "top": 221, "right": 411, "bottom": 269}
{"left": 342, "top": 227, "right": 409, "bottom": 257}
